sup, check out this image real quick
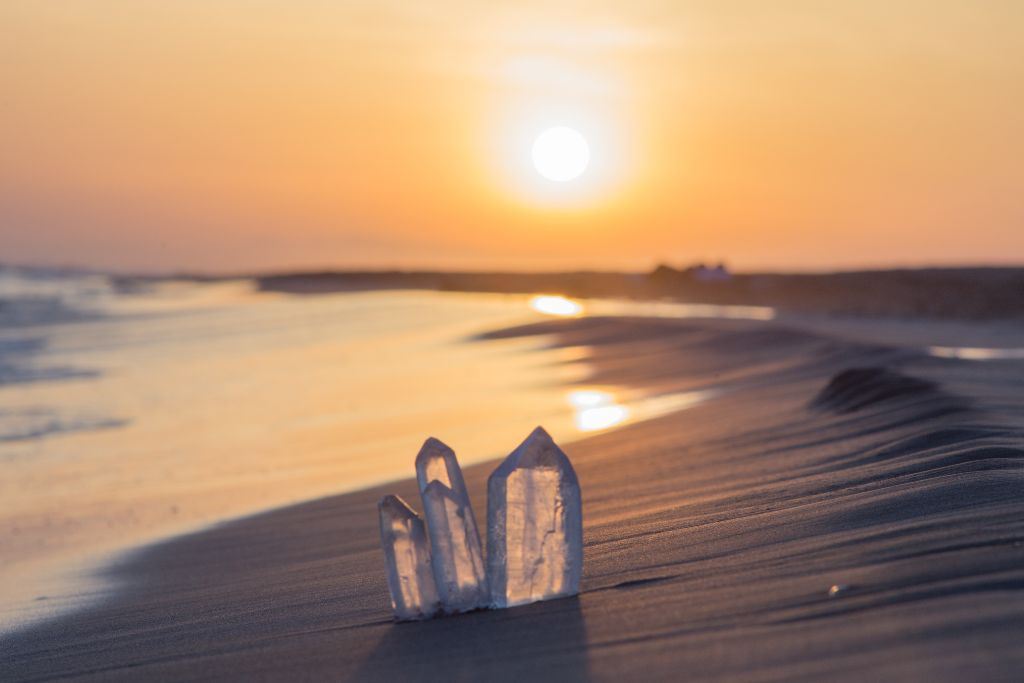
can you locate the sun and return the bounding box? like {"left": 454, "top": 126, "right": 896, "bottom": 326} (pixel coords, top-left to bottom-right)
{"left": 531, "top": 127, "right": 590, "bottom": 182}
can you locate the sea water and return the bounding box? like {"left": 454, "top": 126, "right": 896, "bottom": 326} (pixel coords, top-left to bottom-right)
{"left": 0, "top": 268, "right": 745, "bottom": 631}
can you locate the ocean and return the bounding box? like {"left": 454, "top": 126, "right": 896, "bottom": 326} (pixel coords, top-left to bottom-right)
{"left": 1, "top": 267, "right": 759, "bottom": 632}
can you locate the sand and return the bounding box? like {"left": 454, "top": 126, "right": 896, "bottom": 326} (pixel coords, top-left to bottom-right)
{"left": 3, "top": 315, "right": 1023, "bottom": 681}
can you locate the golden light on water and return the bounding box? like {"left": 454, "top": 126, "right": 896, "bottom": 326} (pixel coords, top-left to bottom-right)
{"left": 568, "top": 389, "right": 630, "bottom": 431}
{"left": 567, "top": 387, "right": 717, "bottom": 433}
{"left": 927, "top": 346, "right": 1024, "bottom": 360}
{"left": 530, "top": 295, "right": 584, "bottom": 317}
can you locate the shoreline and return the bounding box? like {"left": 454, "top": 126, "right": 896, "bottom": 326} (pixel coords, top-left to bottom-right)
{"left": 0, "top": 288, "right": 597, "bottom": 636}
{"left": 4, "top": 314, "right": 1024, "bottom": 681}
{"left": 249, "top": 266, "right": 1024, "bottom": 320}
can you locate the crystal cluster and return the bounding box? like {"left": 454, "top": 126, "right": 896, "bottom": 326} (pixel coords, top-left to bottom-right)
{"left": 377, "top": 427, "right": 582, "bottom": 621}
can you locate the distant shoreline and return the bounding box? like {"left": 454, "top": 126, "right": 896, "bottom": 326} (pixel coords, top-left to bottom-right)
{"left": 245, "top": 266, "right": 1024, "bottom": 320}
{"left": 5, "top": 261, "right": 1023, "bottom": 320}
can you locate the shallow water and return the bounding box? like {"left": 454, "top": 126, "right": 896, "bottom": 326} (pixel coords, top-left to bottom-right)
{"left": 0, "top": 273, "right": 725, "bottom": 632}
{"left": 927, "top": 345, "right": 1024, "bottom": 360}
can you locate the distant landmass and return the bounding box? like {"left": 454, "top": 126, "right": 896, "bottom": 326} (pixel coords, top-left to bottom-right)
{"left": 248, "top": 265, "right": 1024, "bottom": 320}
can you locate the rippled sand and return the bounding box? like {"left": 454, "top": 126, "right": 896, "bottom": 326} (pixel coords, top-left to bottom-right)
{"left": 3, "top": 314, "right": 1024, "bottom": 681}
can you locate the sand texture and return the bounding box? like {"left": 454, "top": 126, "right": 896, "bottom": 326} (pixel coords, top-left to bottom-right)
{"left": 3, "top": 316, "right": 1023, "bottom": 681}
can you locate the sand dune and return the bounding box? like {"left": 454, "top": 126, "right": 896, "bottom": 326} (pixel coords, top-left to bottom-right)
{"left": 3, "top": 316, "right": 1023, "bottom": 681}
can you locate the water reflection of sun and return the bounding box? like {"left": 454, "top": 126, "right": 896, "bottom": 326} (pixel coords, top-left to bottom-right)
{"left": 568, "top": 389, "right": 629, "bottom": 431}
{"left": 529, "top": 295, "right": 583, "bottom": 317}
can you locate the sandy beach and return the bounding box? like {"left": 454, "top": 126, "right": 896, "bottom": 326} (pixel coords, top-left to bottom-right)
{"left": 6, "top": 2, "right": 1023, "bottom": 679}
{"left": 4, "top": 312, "right": 1022, "bottom": 681}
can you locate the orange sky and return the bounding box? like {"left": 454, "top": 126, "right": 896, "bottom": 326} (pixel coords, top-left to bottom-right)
{"left": 2, "top": 2, "right": 1022, "bottom": 273}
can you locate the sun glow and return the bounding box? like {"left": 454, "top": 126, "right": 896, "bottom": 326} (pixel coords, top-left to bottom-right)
{"left": 531, "top": 127, "right": 591, "bottom": 182}
{"left": 488, "top": 98, "right": 632, "bottom": 209}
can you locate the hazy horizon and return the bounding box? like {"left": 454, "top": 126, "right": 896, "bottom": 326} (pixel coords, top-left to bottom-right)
{"left": 3, "top": 2, "right": 1022, "bottom": 273}
{"left": 8, "top": 257, "right": 1024, "bottom": 280}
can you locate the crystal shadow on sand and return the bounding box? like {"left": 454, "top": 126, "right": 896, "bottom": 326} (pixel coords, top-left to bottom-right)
{"left": 351, "top": 595, "right": 590, "bottom": 683}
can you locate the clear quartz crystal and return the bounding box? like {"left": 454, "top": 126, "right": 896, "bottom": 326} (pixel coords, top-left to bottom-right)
{"left": 377, "top": 494, "right": 441, "bottom": 621}
{"left": 487, "top": 426, "right": 583, "bottom": 608}
{"left": 416, "top": 437, "right": 489, "bottom": 612}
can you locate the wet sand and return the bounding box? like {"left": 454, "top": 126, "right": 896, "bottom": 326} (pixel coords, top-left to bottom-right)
{"left": 3, "top": 315, "right": 1024, "bottom": 681}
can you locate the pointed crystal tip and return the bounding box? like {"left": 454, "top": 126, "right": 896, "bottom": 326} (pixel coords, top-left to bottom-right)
{"left": 526, "top": 425, "right": 552, "bottom": 443}
{"left": 416, "top": 436, "right": 464, "bottom": 493}
{"left": 416, "top": 437, "right": 453, "bottom": 462}
{"left": 422, "top": 479, "right": 449, "bottom": 496}
{"left": 509, "top": 425, "right": 573, "bottom": 471}
{"left": 415, "top": 437, "right": 456, "bottom": 472}
{"left": 378, "top": 494, "right": 417, "bottom": 517}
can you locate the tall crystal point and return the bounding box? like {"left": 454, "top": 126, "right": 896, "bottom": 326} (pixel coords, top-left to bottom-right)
{"left": 378, "top": 494, "right": 440, "bottom": 621}
{"left": 416, "top": 437, "right": 488, "bottom": 612}
{"left": 487, "top": 426, "right": 583, "bottom": 608}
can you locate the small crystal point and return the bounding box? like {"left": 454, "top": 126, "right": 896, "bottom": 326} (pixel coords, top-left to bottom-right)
{"left": 377, "top": 495, "right": 440, "bottom": 621}
{"left": 487, "top": 426, "right": 583, "bottom": 608}
{"left": 416, "top": 438, "right": 489, "bottom": 612}
{"left": 416, "top": 437, "right": 471, "bottom": 499}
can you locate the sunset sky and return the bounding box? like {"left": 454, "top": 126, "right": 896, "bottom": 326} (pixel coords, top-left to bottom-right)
{"left": 2, "top": 2, "right": 1022, "bottom": 273}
